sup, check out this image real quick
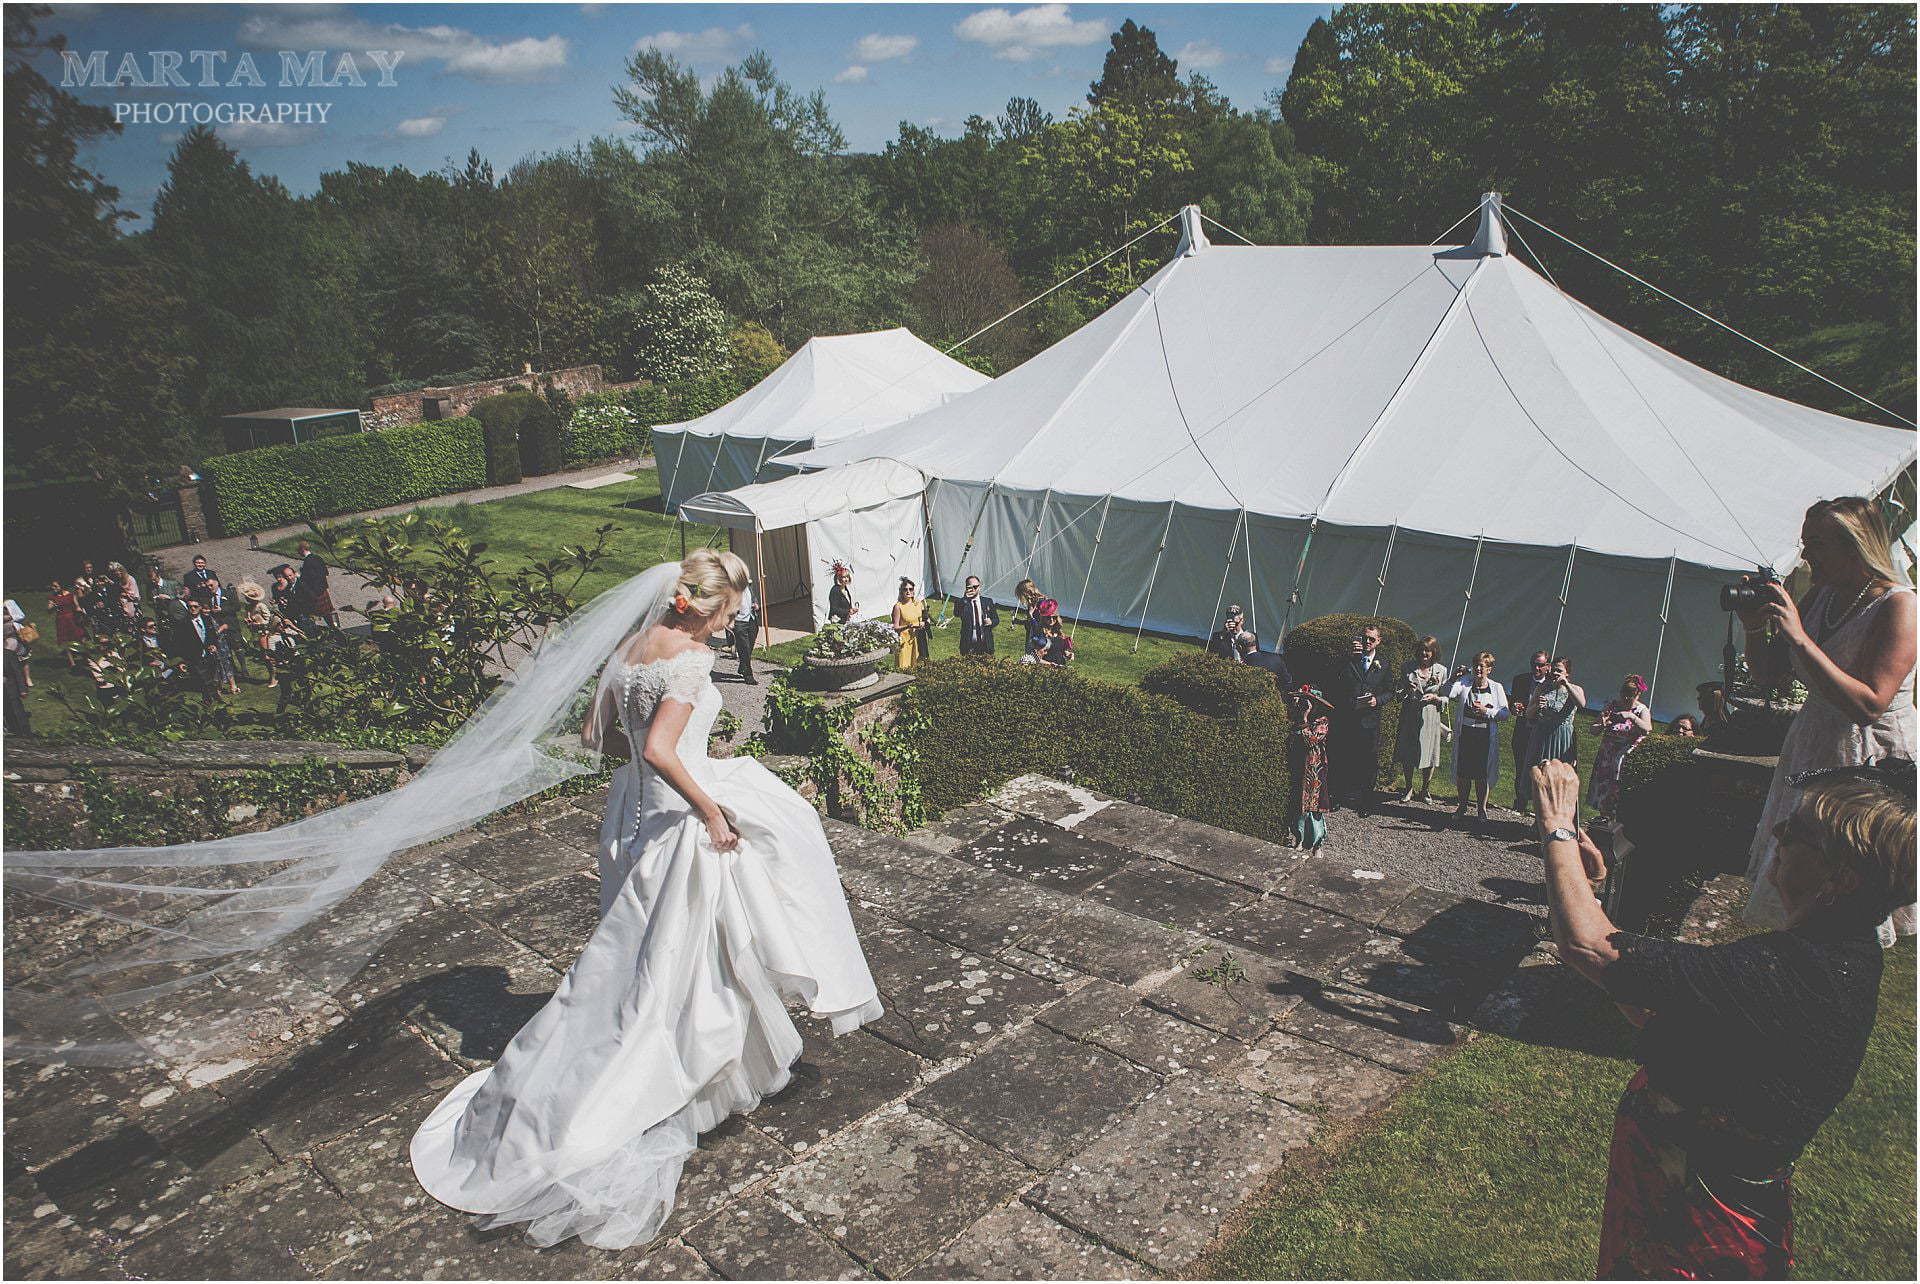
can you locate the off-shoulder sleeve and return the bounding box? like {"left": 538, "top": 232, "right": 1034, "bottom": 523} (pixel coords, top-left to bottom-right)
{"left": 660, "top": 648, "right": 714, "bottom": 705}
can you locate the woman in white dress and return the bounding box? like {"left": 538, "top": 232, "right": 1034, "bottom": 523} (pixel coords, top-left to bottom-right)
{"left": 410, "top": 549, "right": 882, "bottom": 1248}
{"left": 1738, "top": 497, "right": 1916, "bottom": 943}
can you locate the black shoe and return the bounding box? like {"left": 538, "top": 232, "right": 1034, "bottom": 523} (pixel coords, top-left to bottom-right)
{"left": 742, "top": 676, "right": 758, "bottom": 685}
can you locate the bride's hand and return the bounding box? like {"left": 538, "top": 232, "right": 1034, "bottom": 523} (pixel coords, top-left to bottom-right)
{"left": 703, "top": 809, "right": 739, "bottom": 852}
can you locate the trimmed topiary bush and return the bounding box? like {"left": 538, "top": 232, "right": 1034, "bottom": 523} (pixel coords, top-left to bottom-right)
{"left": 1282, "top": 612, "right": 1417, "bottom": 787}
{"left": 470, "top": 390, "right": 563, "bottom": 478}
{"left": 201, "top": 418, "right": 487, "bottom": 534}
{"left": 1140, "top": 652, "right": 1279, "bottom": 719}
{"left": 479, "top": 417, "right": 522, "bottom": 486}
{"left": 900, "top": 654, "right": 1296, "bottom": 844}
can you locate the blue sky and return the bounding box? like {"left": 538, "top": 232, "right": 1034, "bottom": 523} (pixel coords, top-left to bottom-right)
{"left": 36, "top": 3, "right": 1331, "bottom": 225}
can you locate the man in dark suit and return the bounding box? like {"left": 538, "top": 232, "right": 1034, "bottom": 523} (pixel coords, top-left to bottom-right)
{"left": 169, "top": 598, "right": 220, "bottom": 693}
{"left": 1207, "top": 605, "right": 1245, "bottom": 659}
{"left": 1327, "top": 623, "right": 1391, "bottom": 813}
{"left": 956, "top": 576, "right": 999, "bottom": 657}
{"left": 180, "top": 554, "right": 214, "bottom": 603}
{"left": 1508, "top": 650, "right": 1552, "bottom": 810}
{"left": 1234, "top": 630, "right": 1294, "bottom": 692}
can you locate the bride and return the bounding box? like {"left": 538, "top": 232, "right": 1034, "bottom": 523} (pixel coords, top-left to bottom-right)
{"left": 3, "top": 550, "right": 879, "bottom": 1253}
{"left": 410, "top": 549, "right": 881, "bottom": 1248}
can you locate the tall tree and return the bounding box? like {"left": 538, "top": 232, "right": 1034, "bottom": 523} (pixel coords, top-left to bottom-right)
{"left": 4, "top": 5, "right": 191, "bottom": 493}
{"left": 1089, "top": 19, "right": 1184, "bottom": 114}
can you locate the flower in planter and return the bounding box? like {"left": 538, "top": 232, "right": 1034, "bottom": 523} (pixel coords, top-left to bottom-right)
{"left": 804, "top": 620, "right": 897, "bottom": 661}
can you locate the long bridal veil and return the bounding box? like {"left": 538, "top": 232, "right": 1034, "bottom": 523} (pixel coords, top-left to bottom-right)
{"left": 4, "top": 561, "right": 683, "bottom": 1068}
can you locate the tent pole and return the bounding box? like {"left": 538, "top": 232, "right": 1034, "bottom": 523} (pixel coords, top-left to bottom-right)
{"left": 1070, "top": 496, "right": 1113, "bottom": 634}
{"left": 700, "top": 431, "right": 728, "bottom": 498}
{"left": 750, "top": 435, "right": 775, "bottom": 482}
{"left": 667, "top": 428, "right": 692, "bottom": 513}
{"left": 920, "top": 480, "right": 944, "bottom": 606}
{"left": 937, "top": 482, "right": 997, "bottom": 627}
{"left": 1282, "top": 517, "right": 1319, "bottom": 636}
{"left": 1448, "top": 534, "right": 1486, "bottom": 673}
{"left": 1371, "top": 524, "right": 1399, "bottom": 618}
{"left": 1134, "top": 502, "right": 1178, "bottom": 653}
{"left": 755, "top": 525, "right": 770, "bottom": 654}
{"left": 1244, "top": 511, "right": 1259, "bottom": 640}
{"left": 1025, "top": 487, "right": 1054, "bottom": 575}
{"left": 1646, "top": 556, "right": 1677, "bottom": 711}
{"left": 678, "top": 517, "right": 686, "bottom": 560}
{"left": 1207, "top": 511, "right": 1245, "bottom": 649}
{"left": 1548, "top": 546, "right": 1579, "bottom": 655}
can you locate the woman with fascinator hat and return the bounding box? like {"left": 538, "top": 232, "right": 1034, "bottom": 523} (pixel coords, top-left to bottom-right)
{"left": 6, "top": 550, "right": 880, "bottom": 1251}
{"left": 1588, "top": 673, "right": 1653, "bottom": 817}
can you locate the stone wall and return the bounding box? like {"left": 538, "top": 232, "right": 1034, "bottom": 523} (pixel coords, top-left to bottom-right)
{"left": 4, "top": 741, "right": 432, "bottom": 849}
{"left": 369, "top": 365, "right": 607, "bottom": 425}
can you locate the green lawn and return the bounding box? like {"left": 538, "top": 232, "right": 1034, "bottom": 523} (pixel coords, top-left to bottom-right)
{"left": 1204, "top": 938, "right": 1917, "bottom": 1280}
{"left": 265, "top": 471, "right": 725, "bottom": 609}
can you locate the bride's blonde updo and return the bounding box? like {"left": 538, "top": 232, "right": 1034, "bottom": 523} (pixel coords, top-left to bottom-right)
{"left": 671, "top": 548, "right": 750, "bottom": 620}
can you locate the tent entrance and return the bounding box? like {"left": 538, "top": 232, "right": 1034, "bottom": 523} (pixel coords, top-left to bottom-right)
{"left": 729, "top": 525, "right": 813, "bottom": 644}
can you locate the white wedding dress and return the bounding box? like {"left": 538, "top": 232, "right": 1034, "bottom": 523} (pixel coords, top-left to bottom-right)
{"left": 410, "top": 646, "right": 882, "bottom": 1248}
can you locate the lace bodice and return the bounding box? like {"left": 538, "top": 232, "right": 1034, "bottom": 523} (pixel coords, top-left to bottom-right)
{"left": 616, "top": 648, "right": 721, "bottom": 769}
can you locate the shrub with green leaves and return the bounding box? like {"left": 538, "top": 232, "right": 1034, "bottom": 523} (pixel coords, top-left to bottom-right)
{"left": 633, "top": 263, "right": 732, "bottom": 384}
{"left": 470, "top": 390, "right": 564, "bottom": 478}
{"left": 900, "top": 655, "right": 1296, "bottom": 843}
{"left": 565, "top": 394, "right": 645, "bottom": 465}
{"left": 202, "top": 418, "right": 488, "bottom": 534}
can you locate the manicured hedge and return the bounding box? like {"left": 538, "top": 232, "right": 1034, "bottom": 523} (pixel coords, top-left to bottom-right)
{"left": 899, "top": 655, "right": 1297, "bottom": 844}
{"left": 480, "top": 417, "right": 522, "bottom": 486}
{"left": 1616, "top": 733, "right": 1764, "bottom": 872}
{"left": 471, "top": 391, "right": 564, "bottom": 478}
{"left": 202, "top": 418, "right": 487, "bottom": 534}
{"left": 1283, "top": 612, "right": 1417, "bottom": 787}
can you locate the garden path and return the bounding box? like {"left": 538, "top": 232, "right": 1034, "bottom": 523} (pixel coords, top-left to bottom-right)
{"left": 4, "top": 776, "right": 1563, "bottom": 1280}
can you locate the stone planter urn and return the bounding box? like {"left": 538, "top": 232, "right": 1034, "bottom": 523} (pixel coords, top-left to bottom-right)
{"left": 1711, "top": 693, "right": 1803, "bottom": 758}
{"left": 800, "top": 647, "right": 890, "bottom": 692}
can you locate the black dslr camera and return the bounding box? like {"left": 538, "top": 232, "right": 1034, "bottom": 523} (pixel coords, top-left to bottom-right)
{"left": 1720, "top": 565, "right": 1781, "bottom": 611}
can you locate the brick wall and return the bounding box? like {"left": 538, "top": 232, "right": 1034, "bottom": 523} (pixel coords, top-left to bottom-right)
{"left": 369, "top": 365, "right": 607, "bottom": 425}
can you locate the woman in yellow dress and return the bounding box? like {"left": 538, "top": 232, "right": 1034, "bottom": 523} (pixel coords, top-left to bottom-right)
{"left": 891, "top": 578, "right": 926, "bottom": 670}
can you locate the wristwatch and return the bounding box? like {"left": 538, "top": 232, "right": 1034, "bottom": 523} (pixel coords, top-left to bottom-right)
{"left": 1543, "top": 827, "right": 1579, "bottom": 845}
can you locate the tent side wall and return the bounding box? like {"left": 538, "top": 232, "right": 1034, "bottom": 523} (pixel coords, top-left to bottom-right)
{"left": 804, "top": 497, "right": 929, "bottom": 631}
{"left": 928, "top": 482, "right": 1720, "bottom": 718}
{"left": 656, "top": 430, "right": 815, "bottom": 515}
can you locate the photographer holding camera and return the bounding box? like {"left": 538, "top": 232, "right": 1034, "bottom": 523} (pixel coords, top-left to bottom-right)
{"left": 1736, "top": 496, "right": 1914, "bottom": 942}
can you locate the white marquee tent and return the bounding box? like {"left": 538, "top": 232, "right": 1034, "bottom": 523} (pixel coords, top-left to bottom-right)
{"left": 774, "top": 201, "right": 1915, "bottom": 715}
{"left": 654, "top": 328, "right": 989, "bottom": 515}
{"left": 679, "top": 458, "right": 929, "bottom": 632}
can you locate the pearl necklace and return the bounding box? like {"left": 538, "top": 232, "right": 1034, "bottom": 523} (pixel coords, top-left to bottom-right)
{"left": 1820, "top": 581, "right": 1873, "bottom": 638}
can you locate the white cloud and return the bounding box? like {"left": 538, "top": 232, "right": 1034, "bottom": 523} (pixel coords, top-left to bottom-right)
{"left": 1176, "top": 40, "right": 1228, "bottom": 71}
{"left": 833, "top": 65, "right": 869, "bottom": 84}
{"left": 1264, "top": 54, "right": 1295, "bottom": 78}
{"left": 393, "top": 116, "right": 445, "bottom": 138}
{"left": 632, "top": 24, "right": 754, "bottom": 61}
{"left": 217, "top": 119, "right": 324, "bottom": 148}
{"left": 853, "top": 33, "right": 918, "bottom": 62}
{"left": 236, "top": 12, "right": 569, "bottom": 83}
{"left": 955, "top": 5, "right": 1107, "bottom": 63}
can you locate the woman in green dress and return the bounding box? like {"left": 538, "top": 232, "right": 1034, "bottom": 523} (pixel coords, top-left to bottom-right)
{"left": 1523, "top": 656, "right": 1586, "bottom": 788}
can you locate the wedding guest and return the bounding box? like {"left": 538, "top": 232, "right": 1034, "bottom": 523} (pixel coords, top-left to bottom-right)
{"left": 1288, "top": 683, "right": 1335, "bottom": 850}
{"left": 171, "top": 598, "right": 221, "bottom": 693}
{"left": 47, "top": 580, "right": 85, "bottom": 670}
{"left": 1695, "top": 680, "right": 1729, "bottom": 737}
{"left": 1328, "top": 623, "right": 1392, "bottom": 813}
{"left": 1532, "top": 758, "right": 1912, "bottom": 1280}
{"left": 3, "top": 598, "right": 32, "bottom": 688}
{"left": 1670, "top": 715, "right": 1700, "bottom": 737}
{"left": 1208, "top": 604, "right": 1247, "bottom": 660}
{"left": 3, "top": 642, "right": 31, "bottom": 736}
{"left": 955, "top": 576, "right": 999, "bottom": 657}
{"left": 134, "top": 617, "right": 174, "bottom": 682}
{"left": 180, "top": 553, "right": 214, "bottom": 601}
{"left": 1738, "top": 495, "right": 1915, "bottom": 942}
{"left": 1509, "top": 650, "right": 1553, "bottom": 811}
{"left": 1445, "top": 651, "right": 1509, "bottom": 825}
{"left": 145, "top": 563, "right": 180, "bottom": 611}
{"left": 827, "top": 562, "right": 856, "bottom": 625}
{"left": 1014, "top": 580, "right": 1051, "bottom": 655}
{"left": 111, "top": 563, "right": 141, "bottom": 633}
{"left": 1524, "top": 656, "right": 1586, "bottom": 771}
{"left": 295, "top": 540, "right": 338, "bottom": 628}
{"left": 892, "top": 578, "right": 927, "bottom": 671}
{"left": 1395, "top": 635, "right": 1449, "bottom": 803}
{"left": 270, "top": 565, "right": 298, "bottom": 618}
{"left": 730, "top": 583, "right": 759, "bottom": 685}
{"left": 1590, "top": 675, "right": 1653, "bottom": 818}
{"left": 1236, "top": 630, "right": 1294, "bottom": 691}
{"left": 1021, "top": 617, "right": 1073, "bottom": 667}
{"left": 267, "top": 619, "right": 307, "bottom": 714}
{"left": 209, "top": 592, "right": 240, "bottom": 695}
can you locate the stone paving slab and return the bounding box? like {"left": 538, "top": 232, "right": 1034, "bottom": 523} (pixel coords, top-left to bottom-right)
{"left": 909, "top": 1202, "right": 1154, "bottom": 1280}
{"left": 5, "top": 772, "right": 1557, "bottom": 1280}
{"left": 1030, "top": 1075, "right": 1317, "bottom": 1274}
{"left": 909, "top": 1024, "right": 1158, "bottom": 1168}
{"left": 772, "top": 1109, "right": 1029, "bottom": 1278}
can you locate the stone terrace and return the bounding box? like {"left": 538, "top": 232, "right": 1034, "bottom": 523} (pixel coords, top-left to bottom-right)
{"left": 4, "top": 777, "right": 1557, "bottom": 1281}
